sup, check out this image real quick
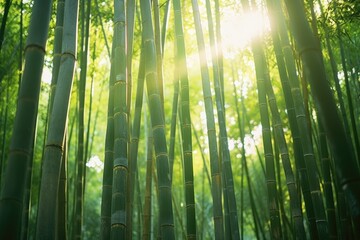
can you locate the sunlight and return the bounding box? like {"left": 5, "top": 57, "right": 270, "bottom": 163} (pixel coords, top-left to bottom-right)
{"left": 86, "top": 155, "right": 104, "bottom": 172}
{"left": 41, "top": 66, "right": 52, "bottom": 85}
{"left": 221, "top": 9, "right": 270, "bottom": 57}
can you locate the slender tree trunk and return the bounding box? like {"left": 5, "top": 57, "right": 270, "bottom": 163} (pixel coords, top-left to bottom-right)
{"left": 36, "top": 0, "right": 79, "bottom": 238}
{"left": 284, "top": 0, "right": 360, "bottom": 237}
{"left": 0, "top": 0, "right": 53, "bottom": 238}
{"left": 140, "top": 0, "right": 175, "bottom": 237}
{"left": 74, "top": 0, "right": 91, "bottom": 238}
{"left": 100, "top": 43, "right": 115, "bottom": 240}
{"left": 172, "top": 0, "right": 197, "bottom": 237}
{"left": 58, "top": 137, "right": 68, "bottom": 240}
{"left": 110, "top": 0, "right": 129, "bottom": 237}
{"left": 0, "top": 0, "right": 12, "bottom": 55}
{"left": 188, "top": 0, "right": 225, "bottom": 238}
{"left": 142, "top": 130, "right": 153, "bottom": 240}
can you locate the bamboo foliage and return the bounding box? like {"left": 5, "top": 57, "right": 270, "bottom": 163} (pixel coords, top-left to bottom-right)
{"left": 0, "top": 0, "right": 11, "bottom": 54}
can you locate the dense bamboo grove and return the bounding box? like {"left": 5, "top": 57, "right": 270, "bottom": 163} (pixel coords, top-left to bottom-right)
{"left": 0, "top": 0, "right": 360, "bottom": 239}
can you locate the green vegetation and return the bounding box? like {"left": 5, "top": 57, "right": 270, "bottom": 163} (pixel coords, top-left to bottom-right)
{"left": 0, "top": 0, "right": 360, "bottom": 239}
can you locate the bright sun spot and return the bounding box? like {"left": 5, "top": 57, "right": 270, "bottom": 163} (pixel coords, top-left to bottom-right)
{"left": 86, "top": 155, "right": 104, "bottom": 172}
{"left": 221, "top": 10, "right": 270, "bottom": 57}
{"left": 42, "top": 66, "right": 52, "bottom": 85}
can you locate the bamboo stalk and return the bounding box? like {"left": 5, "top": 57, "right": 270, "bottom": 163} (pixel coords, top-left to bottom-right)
{"left": 0, "top": 0, "right": 53, "bottom": 237}
{"left": 284, "top": 0, "right": 360, "bottom": 237}
{"left": 36, "top": 0, "right": 79, "bottom": 238}
{"left": 172, "top": 0, "right": 197, "bottom": 237}
{"left": 140, "top": 0, "right": 175, "bottom": 237}
{"left": 100, "top": 42, "right": 115, "bottom": 240}
{"left": 188, "top": 0, "right": 225, "bottom": 238}
{"left": 111, "top": 0, "right": 129, "bottom": 237}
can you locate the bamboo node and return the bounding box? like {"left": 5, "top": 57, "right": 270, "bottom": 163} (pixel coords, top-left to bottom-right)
{"left": 25, "top": 43, "right": 46, "bottom": 54}
{"left": 114, "top": 157, "right": 128, "bottom": 168}
{"left": 115, "top": 74, "right": 126, "bottom": 82}
{"left": 111, "top": 210, "right": 126, "bottom": 225}
{"left": 45, "top": 143, "right": 63, "bottom": 151}
{"left": 155, "top": 152, "right": 168, "bottom": 158}
{"left": 152, "top": 124, "right": 165, "bottom": 131}
{"left": 9, "top": 148, "right": 30, "bottom": 156}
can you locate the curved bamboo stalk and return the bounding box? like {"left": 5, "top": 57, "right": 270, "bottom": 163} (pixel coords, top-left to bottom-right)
{"left": 0, "top": 0, "right": 53, "bottom": 238}
{"left": 36, "top": 0, "right": 79, "bottom": 238}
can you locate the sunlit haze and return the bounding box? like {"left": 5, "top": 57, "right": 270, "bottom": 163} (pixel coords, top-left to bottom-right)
{"left": 221, "top": 9, "right": 270, "bottom": 57}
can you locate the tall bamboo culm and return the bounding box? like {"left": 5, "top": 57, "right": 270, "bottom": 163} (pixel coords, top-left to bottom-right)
{"left": 74, "top": 0, "right": 91, "bottom": 238}
{"left": 269, "top": 3, "right": 318, "bottom": 240}
{"left": 142, "top": 129, "right": 154, "bottom": 240}
{"left": 140, "top": 0, "right": 175, "bottom": 238}
{"left": 268, "top": 0, "right": 329, "bottom": 237}
{"left": 100, "top": 42, "right": 115, "bottom": 239}
{"left": 36, "top": 0, "right": 79, "bottom": 238}
{"left": 0, "top": 0, "right": 53, "bottom": 238}
{"left": 284, "top": 0, "right": 360, "bottom": 237}
{"left": 188, "top": 0, "right": 225, "bottom": 238}
{"left": 110, "top": 0, "right": 129, "bottom": 237}
{"left": 172, "top": 0, "right": 197, "bottom": 237}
